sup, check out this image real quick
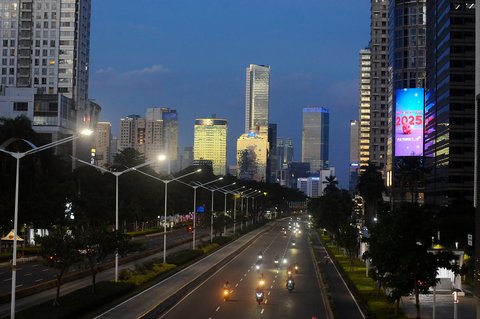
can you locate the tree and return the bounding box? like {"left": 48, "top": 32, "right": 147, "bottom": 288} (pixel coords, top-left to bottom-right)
{"left": 73, "top": 224, "right": 117, "bottom": 293}
{"left": 394, "top": 157, "right": 428, "bottom": 203}
{"left": 369, "top": 203, "right": 457, "bottom": 317}
{"left": 112, "top": 147, "right": 144, "bottom": 168}
{"left": 323, "top": 175, "right": 339, "bottom": 195}
{"left": 237, "top": 149, "right": 257, "bottom": 180}
{"left": 357, "top": 162, "right": 386, "bottom": 227}
{"left": 35, "top": 226, "right": 81, "bottom": 306}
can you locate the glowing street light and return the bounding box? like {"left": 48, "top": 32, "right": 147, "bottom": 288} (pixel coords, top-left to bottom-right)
{"left": 71, "top": 154, "right": 166, "bottom": 281}
{"left": 132, "top": 168, "right": 201, "bottom": 263}
{"left": 0, "top": 129, "right": 92, "bottom": 319}
{"left": 190, "top": 177, "right": 223, "bottom": 249}
{"left": 203, "top": 182, "right": 236, "bottom": 242}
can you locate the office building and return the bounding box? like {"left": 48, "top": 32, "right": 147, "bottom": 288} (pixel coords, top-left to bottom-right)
{"left": 236, "top": 132, "right": 269, "bottom": 182}
{"left": 245, "top": 64, "right": 270, "bottom": 135}
{"left": 0, "top": 0, "right": 94, "bottom": 141}
{"left": 350, "top": 120, "right": 360, "bottom": 192}
{"left": 94, "top": 122, "right": 111, "bottom": 167}
{"left": 359, "top": 47, "right": 371, "bottom": 173}
{"left": 302, "top": 107, "right": 329, "bottom": 173}
{"left": 369, "top": 0, "right": 390, "bottom": 175}
{"left": 119, "top": 115, "right": 145, "bottom": 156}
{"left": 267, "top": 123, "right": 278, "bottom": 182}
{"left": 386, "top": 0, "right": 427, "bottom": 200}
{"left": 297, "top": 167, "right": 336, "bottom": 198}
{"left": 194, "top": 118, "right": 227, "bottom": 176}
{"left": 425, "top": 1, "right": 475, "bottom": 205}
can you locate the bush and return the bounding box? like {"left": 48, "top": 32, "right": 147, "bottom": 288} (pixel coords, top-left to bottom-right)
{"left": 122, "top": 263, "right": 176, "bottom": 286}
{"left": 199, "top": 243, "right": 220, "bottom": 254}
{"left": 212, "top": 236, "right": 232, "bottom": 246}
{"left": 12, "top": 281, "right": 135, "bottom": 319}
{"left": 166, "top": 249, "right": 203, "bottom": 265}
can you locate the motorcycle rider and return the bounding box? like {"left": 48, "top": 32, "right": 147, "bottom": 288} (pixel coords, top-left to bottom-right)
{"left": 223, "top": 281, "right": 231, "bottom": 290}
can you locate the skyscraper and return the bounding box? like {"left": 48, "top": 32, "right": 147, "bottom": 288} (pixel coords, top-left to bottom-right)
{"left": 119, "top": 115, "right": 145, "bottom": 156}
{"left": 245, "top": 64, "right": 270, "bottom": 135}
{"left": 146, "top": 107, "right": 179, "bottom": 172}
{"left": 425, "top": 1, "right": 475, "bottom": 205}
{"left": 236, "top": 132, "right": 269, "bottom": 182}
{"left": 302, "top": 107, "right": 329, "bottom": 173}
{"left": 358, "top": 47, "right": 371, "bottom": 173}
{"left": 369, "top": 0, "right": 390, "bottom": 175}
{"left": 350, "top": 120, "right": 360, "bottom": 192}
{"left": 386, "top": 0, "right": 426, "bottom": 201}
{"left": 94, "top": 122, "right": 111, "bottom": 167}
{"left": 194, "top": 118, "right": 227, "bottom": 176}
{"left": 0, "top": 0, "right": 93, "bottom": 135}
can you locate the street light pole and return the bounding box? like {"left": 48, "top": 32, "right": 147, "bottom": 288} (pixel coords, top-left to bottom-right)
{"left": 132, "top": 168, "right": 201, "bottom": 263}
{"left": 186, "top": 177, "right": 223, "bottom": 249}
{"left": 71, "top": 155, "right": 165, "bottom": 281}
{"left": 0, "top": 130, "right": 93, "bottom": 319}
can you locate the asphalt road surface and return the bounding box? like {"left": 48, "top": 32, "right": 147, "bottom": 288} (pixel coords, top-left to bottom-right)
{"left": 159, "top": 219, "right": 328, "bottom": 319}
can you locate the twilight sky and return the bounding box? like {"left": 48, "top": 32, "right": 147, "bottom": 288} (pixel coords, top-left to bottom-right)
{"left": 89, "top": 0, "right": 370, "bottom": 188}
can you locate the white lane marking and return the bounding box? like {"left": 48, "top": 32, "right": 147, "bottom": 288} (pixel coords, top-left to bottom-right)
{"left": 235, "top": 283, "right": 238, "bottom": 287}
{"left": 35, "top": 279, "right": 43, "bottom": 282}
{"left": 264, "top": 299, "right": 268, "bottom": 304}
{"left": 268, "top": 291, "right": 271, "bottom": 296}
{"left": 240, "top": 278, "right": 243, "bottom": 282}
{"left": 216, "top": 306, "right": 220, "bottom": 312}
{"left": 3, "top": 278, "right": 11, "bottom": 282}
{"left": 261, "top": 308, "right": 265, "bottom": 314}
{"left": 270, "top": 285, "right": 273, "bottom": 289}
{"left": 16, "top": 284, "right": 23, "bottom": 288}
{"left": 41, "top": 269, "right": 49, "bottom": 272}
{"left": 32, "top": 264, "right": 39, "bottom": 267}
{"left": 24, "top": 273, "right": 32, "bottom": 276}
{"left": 244, "top": 273, "right": 247, "bottom": 277}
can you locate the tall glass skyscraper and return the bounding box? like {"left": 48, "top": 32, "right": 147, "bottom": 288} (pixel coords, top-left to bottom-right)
{"left": 302, "top": 107, "right": 330, "bottom": 173}
{"left": 425, "top": 1, "right": 475, "bottom": 205}
{"left": 245, "top": 64, "right": 270, "bottom": 136}
{"left": 194, "top": 118, "right": 228, "bottom": 176}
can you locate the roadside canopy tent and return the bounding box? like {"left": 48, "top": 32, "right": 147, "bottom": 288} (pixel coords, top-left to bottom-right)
{"left": 1, "top": 230, "right": 24, "bottom": 242}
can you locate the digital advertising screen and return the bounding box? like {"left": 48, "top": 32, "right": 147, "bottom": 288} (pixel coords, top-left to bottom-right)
{"left": 395, "top": 88, "right": 425, "bottom": 157}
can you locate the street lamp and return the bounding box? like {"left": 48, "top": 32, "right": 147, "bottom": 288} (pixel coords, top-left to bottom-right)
{"left": 250, "top": 192, "right": 264, "bottom": 223}
{"left": 204, "top": 182, "right": 236, "bottom": 242}
{"left": 71, "top": 154, "right": 166, "bottom": 281}
{"left": 190, "top": 177, "right": 223, "bottom": 249}
{"left": 0, "top": 129, "right": 93, "bottom": 319}
{"left": 241, "top": 190, "right": 259, "bottom": 228}
{"left": 225, "top": 186, "right": 245, "bottom": 234}
{"left": 132, "top": 168, "right": 201, "bottom": 263}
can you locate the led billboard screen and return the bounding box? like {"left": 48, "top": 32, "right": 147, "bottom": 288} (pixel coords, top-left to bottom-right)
{"left": 395, "top": 88, "right": 424, "bottom": 157}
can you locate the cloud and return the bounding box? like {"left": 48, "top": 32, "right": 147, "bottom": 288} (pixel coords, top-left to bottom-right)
{"left": 90, "top": 64, "right": 170, "bottom": 91}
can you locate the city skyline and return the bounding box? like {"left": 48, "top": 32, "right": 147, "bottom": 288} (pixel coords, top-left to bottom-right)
{"left": 88, "top": 0, "right": 370, "bottom": 188}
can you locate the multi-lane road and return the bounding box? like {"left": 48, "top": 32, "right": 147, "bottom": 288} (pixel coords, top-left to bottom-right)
{"left": 160, "top": 219, "right": 326, "bottom": 319}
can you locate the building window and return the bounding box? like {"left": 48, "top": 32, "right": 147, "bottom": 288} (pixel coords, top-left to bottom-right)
{"left": 13, "top": 102, "right": 28, "bottom": 111}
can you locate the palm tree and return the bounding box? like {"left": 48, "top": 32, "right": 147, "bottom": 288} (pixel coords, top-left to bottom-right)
{"left": 357, "top": 162, "right": 386, "bottom": 227}
{"left": 323, "top": 175, "right": 339, "bottom": 195}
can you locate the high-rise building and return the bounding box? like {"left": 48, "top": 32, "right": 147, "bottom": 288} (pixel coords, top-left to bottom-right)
{"left": 424, "top": 1, "right": 475, "bottom": 205}
{"left": 267, "top": 123, "right": 278, "bottom": 182}
{"left": 236, "top": 132, "right": 269, "bottom": 182}
{"left": 245, "top": 64, "right": 270, "bottom": 135}
{"left": 146, "top": 107, "right": 179, "bottom": 172}
{"left": 302, "top": 107, "right": 329, "bottom": 173}
{"left": 94, "top": 122, "right": 111, "bottom": 167}
{"left": 0, "top": 0, "right": 93, "bottom": 138}
{"left": 194, "top": 118, "right": 227, "bottom": 176}
{"left": 350, "top": 120, "right": 360, "bottom": 192}
{"left": 359, "top": 47, "right": 371, "bottom": 173}
{"left": 369, "top": 0, "right": 390, "bottom": 176}
{"left": 284, "top": 137, "right": 294, "bottom": 164}
{"left": 386, "top": 0, "right": 427, "bottom": 200}
{"left": 119, "top": 115, "right": 145, "bottom": 156}
{"left": 474, "top": 0, "right": 480, "bottom": 301}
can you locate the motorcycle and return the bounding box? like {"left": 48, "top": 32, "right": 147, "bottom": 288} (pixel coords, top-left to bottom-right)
{"left": 255, "top": 291, "right": 264, "bottom": 305}
{"left": 286, "top": 279, "right": 294, "bottom": 293}
{"left": 258, "top": 252, "right": 263, "bottom": 260}
{"left": 274, "top": 259, "right": 279, "bottom": 268}
{"left": 255, "top": 263, "right": 261, "bottom": 273}
{"left": 223, "top": 289, "right": 230, "bottom": 301}
{"left": 282, "top": 257, "right": 288, "bottom": 265}
{"left": 294, "top": 263, "right": 299, "bottom": 274}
